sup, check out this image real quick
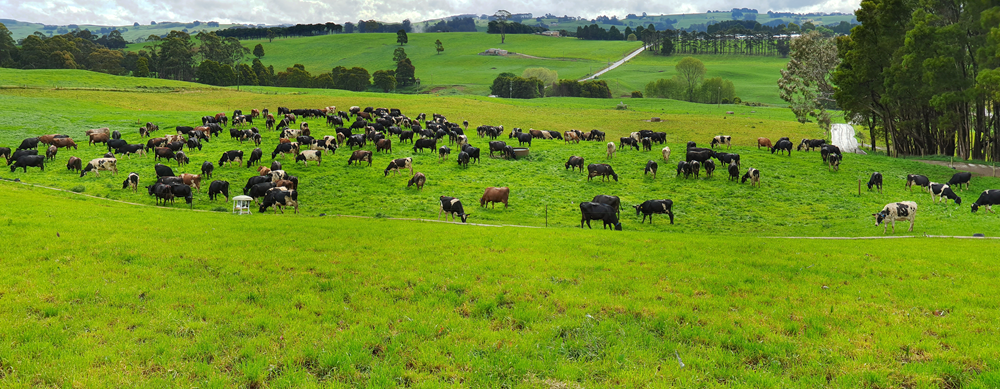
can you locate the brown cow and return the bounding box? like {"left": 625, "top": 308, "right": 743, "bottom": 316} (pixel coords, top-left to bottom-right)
{"left": 51, "top": 138, "right": 78, "bottom": 150}
{"left": 257, "top": 166, "right": 271, "bottom": 176}
{"left": 154, "top": 147, "right": 175, "bottom": 161}
{"left": 274, "top": 179, "right": 296, "bottom": 190}
{"left": 480, "top": 187, "right": 510, "bottom": 209}
{"left": 757, "top": 137, "right": 772, "bottom": 149}
{"left": 164, "top": 134, "right": 185, "bottom": 144}
{"left": 251, "top": 109, "right": 261, "bottom": 118}
{"left": 180, "top": 173, "right": 202, "bottom": 191}
{"left": 529, "top": 129, "right": 544, "bottom": 139}
{"left": 38, "top": 134, "right": 67, "bottom": 145}
{"left": 66, "top": 156, "right": 82, "bottom": 172}
{"left": 46, "top": 145, "right": 58, "bottom": 161}
{"left": 407, "top": 172, "right": 426, "bottom": 189}
{"left": 348, "top": 150, "right": 373, "bottom": 166}
{"left": 564, "top": 131, "right": 581, "bottom": 144}
{"left": 89, "top": 132, "right": 110, "bottom": 146}
{"left": 376, "top": 138, "right": 392, "bottom": 153}
{"left": 85, "top": 127, "right": 110, "bottom": 137}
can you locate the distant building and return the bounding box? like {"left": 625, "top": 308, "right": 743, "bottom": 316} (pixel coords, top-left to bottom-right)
{"left": 540, "top": 31, "right": 560, "bottom": 37}
{"left": 480, "top": 48, "right": 508, "bottom": 56}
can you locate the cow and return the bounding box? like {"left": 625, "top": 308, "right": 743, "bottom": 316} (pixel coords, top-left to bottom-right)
{"left": 686, "top": 141, "right": 697, "bottom": 149}
{"left": 607, "top": 142, "right": 616, "bottom": 159}
{"left": 686, "top": 147, "right": 715, "bottom": 163}
{"left": 103, "top": 152, "right": 114, "bottom": 158}
{"left": 375, "top": 139, "right": 392, "bottom": 153}
{"left": 947, "top": 172, "right": 972, "bottom": 191}
{"left": 16, "top": 138, "right": 40, "bottom": 151}
{"left": 85, "top": 127, "right": 110, "bottom": 138}
{"left": 148, "top": 183, "right": 174, "bottom": 205}
{"left": 154, "top": 163, "right": 174, "bottom": 178}
{"left": 676, "top": 161, "right": 690, "bottom": 178}
{"left": 170, "top": 184, "right": 194, "bottom": 207}
{"left": 711, "top": 135, "right": 732, "bottom": 149}
{"left": 619, "top": 137, "right": 638, "bottom": 151}
{"left": 45, "top": 145, "right": 57, "bottom": 161}
{"left": 88, "top": 133, "right": 110, "bottom": 146}
{"left": 579, "top": 202, "right": 621, "bottom": 230}
{"left": 703, "top": 159, "right": 716, "bottom": 177}
{"left": 271, "top": 160, "right": 282, "bottom": 171}
{"left": 867, "top": 172, "right": 883, "bottom": 193}
{"left": 384, "top": 157, "right": 413, "bottom": 176}
{"left": 248, "top": 182, "right": 277, "bottom": 202}
{"left": 154, "top": 147, "right": 175, "bottom": 162}
{"left": 121, "top": 172, "right": 139, "bottom": 192}
{"left": 413, "top": 138, "right": 436, "bottom": 153}
{"left": 457, "top": 151, "right": 470, "bottom": 167}
{"left": 971, "top": 190, "right": 1000, "bottom": 213}
{"left": 928, "top": 183, "right": 961, "bottom": 205}
{"left": 741, "top": 167, "right": 761, "bottom": 187}
{"left": 798, "top": 138, "right": 827, "bottom": 151}
{"left": 296, "top": 150, "right": 322, "bottom": 166}
{"left": 456, "top": 135, "right": 469, "bottom": 148}
{"left": 565, "top": 156, "right": 585, "bottom": 172}
{"left": 219, "top": 150, "right": 244, "bottom": 167}
{"left": 516, "top": 133, "right": 533, "bottom": 147}
{"left": 641, "top": 137, "right": 652, "bottom": 152}
{"left": 179, "top": 173, "right": 202, "bottom": 191}
{"left": 259, "top": 188, "right": 299, "bottom": 214}
{"left": 528, "top": 129, "right": 545, "bottom": 139}
{"left": 689, "top": 160, "right": 701, "bottom": 178}
{"left": 80, "top": 158, "right": 118, "bottom": 177}
{"left": 10, "top": 155, "right": 45, "bottom": 172}
{"left": 634, "top": 199, "right": 675, "bottom": 224}
{"left": 658, "top": 146, "right": 670, "bottom": 163}
{"left": 728, "top": 161, "right": 740, "bottom": 181}
{"left": 258, "top": 166, "right": 271, "bottom": 176}
{"left": 107, "top": 139, "right": 128, "bottom": 153}
{"left": 117, "top": 144, "right": 145, "bottom": 158}
{"left": 399, "top": 131, "right": 415, "bottom": 144}
{"left": 501, "top": 145, "right": 515, "bottom": 160}
{"left": 439, "top": 146, "right": 451, "bottom": 161}
{"left": 243, "top": 176, "right": 271, "bottom": 195}
{"left": 771, "top": 139, "right": 793, "bottom": 156}
{"left": 267, "top": 170, "right": 289, "bottom": 183}
{"left": 873, "top": 201, "right": 918, "bottom": 234}
{"left": 715, "top": 152, "right": 740, "bottom": 168}
{"left": 588, "top": 130, "right": 606, "bottom": 141}
{"left": 644, "top": 160, "right": 658, "bottom": 178}
{"left": 144, "top": 137, "right": 166, "bottom": 152}
{"left": 564, "top": 131, "right": 581, "bottom": 143}
{"left": 0, "top": 147, "right": 9, "bottom": 163}
{"left": 272, "top": 143, "right": 297, "bottom": 159}
{"left": 480, "top": 187, "right": 510, "bottom": 209}
{"left": 111, "top": 130, "right": 122, "bottom": 140}
{"left": 489, "top": 141, "right": 507, "bottom": 157}
{"left": 208, "top": 180, "right": 230, "bottom": 201}
{"left": 439, "top": 196, "right": 470, "bottom": 223}
{"left": 175, "top": 151, "right": 189, "bottom": 166}
{"left": 827, "top": 153, "right": 842, "bottom": 171}
{"left": 407, "top": 172, "right": 426, "bottom": 189}
{"left": 66, "top": 156, "right": 82, "bottom": 172}
{"left": 247, "top": 148, "right": 263, "bottom": 167}
{"left": 186, "top": 137, "right": 202, "bottom": 151}
{"left": 906, "top": 174, "right": 930, "bottom": 191}
{"left": 587, "top": 164, "right": 619, "bottom": 182}
{"left": 757, "top": 137, "right": 772, "bottom": 149}
{"left": 199, "top": 161, "right": 214, "bottom": 179}
{"left": 165, "top": 141, "right": 185, "bottom": 152}
{"left": 592, "top": 195, "right": 621, "bottom": 217}
{"left": 348, "top": 150, "right": 373, "bottom": 166}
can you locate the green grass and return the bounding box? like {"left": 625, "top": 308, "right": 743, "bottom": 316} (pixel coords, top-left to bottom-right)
{"left": 2, "top": 19, "right": 242, "bottom": 42}
{"left": 0, "top": 68, "right": 220, "bottom": 90}
{"left": 2, "top": 179, "right": 1000, "bottom": 387}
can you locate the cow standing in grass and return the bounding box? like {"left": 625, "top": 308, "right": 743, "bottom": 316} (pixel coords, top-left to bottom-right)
{"left": 634, "top": 199, "right": 675, "bottom": 224}
{"left": 579, "top": 202, "right": 621, "bottom": 230}
{"left": 868, "top": 172, "right": 883, "bottom": 193}
{"left": 971, "top": 190, "right": 1000, "bottom": 213}
{"left": 873, "top": 201, "right": 918, "bottom": 234}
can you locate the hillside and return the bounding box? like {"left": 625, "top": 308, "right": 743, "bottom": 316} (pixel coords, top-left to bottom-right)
{"left": 533, "top": 12, "right": 856, "bottom": 31}
{"left": 1, "top": 19, "right": 243, "bottom": 42}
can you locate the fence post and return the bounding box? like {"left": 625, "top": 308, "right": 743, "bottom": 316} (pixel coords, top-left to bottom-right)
{"left": 858, "top": 179, "right": 861, "bottom": 196}
{"left": 545, "top": 205, "right": 548, "bottom": 227}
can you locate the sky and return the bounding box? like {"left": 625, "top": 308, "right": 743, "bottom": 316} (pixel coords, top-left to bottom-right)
{"left": 0, "top": 0, "right": 860, "bottom": 26}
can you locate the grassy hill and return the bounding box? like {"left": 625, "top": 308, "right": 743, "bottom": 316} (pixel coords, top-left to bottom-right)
{"left": 1, "top": 19, "right": 243, "bottom": 42}
{"left": 533, "top": 12, "right": 856, "bottom": 31}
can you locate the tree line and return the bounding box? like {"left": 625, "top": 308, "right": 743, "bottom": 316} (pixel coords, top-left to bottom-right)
{"left": 0, "top": 25, "right": 133, "bottom": 72}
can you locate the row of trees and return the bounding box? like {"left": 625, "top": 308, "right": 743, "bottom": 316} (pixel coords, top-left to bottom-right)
{"left": 0, "top": 25, "right": 135, "bottom": 71}
{"left": 548, "top": 79, "right": 612, "bottom": 98}
{"left": 830, "top": 0, "right": 1000, "bottom": 159}
{"left": 426, "top": 18, "right": 477, "bottom": 32}
{"left": 644, "top": 57, "right": 738, "bottom": 103}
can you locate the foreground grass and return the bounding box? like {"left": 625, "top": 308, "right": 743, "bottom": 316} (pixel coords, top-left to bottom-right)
{"left": 1, "top": 180, "right": 999, "bottom": 388}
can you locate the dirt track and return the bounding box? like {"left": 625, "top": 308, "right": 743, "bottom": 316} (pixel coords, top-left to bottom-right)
{"left": 916, "top": 160, "right": 999, "bottom": 178}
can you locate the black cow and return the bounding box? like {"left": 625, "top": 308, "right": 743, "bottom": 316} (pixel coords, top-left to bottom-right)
{"left": 271, "top": 160, "right": 282, "bottom": 171}
{"left": 247, "top": 148, "right": 263, "bottom": 167}
{"left": 634, "top": 199, "right": 675, "bottom": 224}
{"left": 686, "top": 141, "right": 697, "bottom": 149}
{"left": 703, "top": 159, "right": 716, "bottom": 177}
{"left": 971, "top": 189, "right": 1000, "bottom": 213}
{"left": 399, "top": 131, "right": 414, "bottom": 143}
{"left": 200, "top": 161, "right": 214, "bottom": 178}
{"left": 413, "top": 138, "right": 436, "bottom": 152}
{"left": 439, "top": 146, "right": 451, "bottom": 161}
{"left": 947, "top": 172, "right": 972, "bottom": 191}
{"left": 820, "top": 144, "right": 841, "bottom": 162}
{"left": 715, "top": 152, "right": 740, "bottom": 168}
{"left": 579, "top": 202, "right": 621, "bottom": 230}
{"left": 619, "top": 137, "right": 638, "bottom": 151}
{"left": 501, "top": 145, "right": 515, "bottom": 160}
{"left": 686, "top": 147, "right": 714, "bottom": 163}
{"left": 219, "top": 150, "right": 244, "bottom": 167}
{"left": 587, "top": 164, "right": 618, "bottom": 182}
{"left": 243, "top": 176, "right": 270, "bottom": 195}
{"left": 154, "top": 163, "right": 174, "bottom": 178}
{"left": 771, "top": 139, "right": 793, "bottom": 155}
{"left": 439, "top": 196, "right": 470, "bottom": 223}
{"left": 641, "top": 137, "right": 652, "bottom": 151}
{"left": 7, "top": 150, "right": 37, "bottom": 166}
{"left": 111, "top": 130, "right": 121, "bottom": 140}
{"left": 156, "top": 176, "right": 184, "bottom": 186}
{"left": 930, "top": 183, "right": 962, "bottom": 204}
{"left": 272, "top": 143, "right": 296, "bottom": 159}
{"left": 177, "top": 126, "right": 195, "bottom": 136}
{"left": 457, "top": 151, "right": 470, "bottom": 167}
{"left": 676, "top": 161, "right": 689, "bottom": 178}
{"left": 116, "top": 144, "right": 144, "bottom": 158}
{"left": 462, "top": 145, "right": 481, "bottom": 164}
{"left": 565, "top": 156, "right": 585, "bottom": 172}
{"left": 148, "top": 183, "right": 174, "bottom": 205}
{"left": 488, "top": 141, "right": 507, "bottom": 157}
{"left": 797, "top": 138, "right": 826, "bottom": 151}
{"left": 728, "top": 162, "right": 739, "bottom": 181}
{"left": 0, "top": 147, "right": 9, "bottom": 162}
{"left": 10, "top": 155, "right": 45, "bottom": 172}
{"left": 906, "top": 174, "right": 930, "bottom": 191}
{"left": 16, "top": 138, "right": 39, "bottom": 151}
{"left": 170, "top": 184, "right": 193, "bottom": 207}
{"left": 592, "top": 195, "right": 621, "bottom": 217}
{"left": 827, "top": 153, "right": 842, "bottom": 171}
{"left": 644, "top": 160, "right": 658, "bottom": 178}
{"left": 107, "top": 139, "right": 128, "bottom": 153}
{"left": 868, "top": 172, "right": 883, "bottom": 193}
{"left": 186, "top": 137, "right": 202, "bottom": 151}
{"left": 207, "top": 180, "right": 229, "bottom": 201}
{"left": 248, "top": 182, "right": 276, "bottom": 202}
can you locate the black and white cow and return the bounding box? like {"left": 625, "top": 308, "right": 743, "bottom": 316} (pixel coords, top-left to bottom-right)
{"left": 295, "top": 150, "right": 322, "bottom": 166}
{"left": 741, "top": 167, "right": 760, "bottom": 187}
{"left": 461, "top": 145, "right": 480, "bottom": 164}
{"left": 259, "top": 188, "right": 298, "bottom": 214}
{"left": 689, "top": 160, "right": 701, "bottom": 178}
{"left": 797, "top": 138, "right": 826, "bottom": 151}
{"left": 676, "top": 161, "right": 689, "bottom": 178}
{"left": 715, "top": 152, "right": 740, "bottom": 168}
{"left": 175, "top": 151, "right": 189, "bottom": 166}
{"left": 644, "top": 160, "right": 658, "bottom": 178}
{"left": 439, "top": 196, "right": 470, "bottom": 223}
{"left": 868, "top": 172, "right": 883, "bottom": 193}
{"left": 827, "top": 153, "right": 841, "bottom": 171}
{"left": 947, "top": 172, "right": 972, "bottom": 191}
{"left": 634, "top": 199, "right": 675, "bottom": 224}
{"left": 272, "top": 143, "right": 297, "bottom": 159}
{"left": 710, "top": 135, "right": 731, "bottom": 149}
{"left": 971, "top": 189, "right": 1000, "bottom": 213}
{"left": 121, "top": 172, "right": 139, "bottom": 192}
{"left": 80, "top": 158, "right": 118, "bottom": 177}
{"left": 10, "top": 155, "right": 45, "bottom": 172}
{"left": 873, "top": 201, "right": 917, "bottom": 234}
{"left": 820, "top": 144, "right": 842, "bottom": 162}
{"left": 208, "top": 180, "right": 230, "bottom": 201}
{"left": 929, "top": 183, "right": 962, "bottom": 204}
{"left": 384, "top": 157, "right": 413, "bottom": 176}
{"left": 438, "top": 145, "right": 450, "bottom": 161}
{"left": 219, "top": 150, "right": 244, "bottom": 167}
{"left": 579, "top": 202, "right": 621, "bottom": 230}
{"left": 117, "top": 144, "right": 145, "bottom": 158}
{"left": 267, "top": 169, "right": 289, "bottom": 183}
{"left": 457, "top": 151, "right": 470, "bottom": 167}
{"left": 906, "top": 174, "right": 930, "bottom": 191}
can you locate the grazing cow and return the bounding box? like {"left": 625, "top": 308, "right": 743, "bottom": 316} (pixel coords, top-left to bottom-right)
{"left": 384, "top": 157, "right": 413, "bottom": 176}
{"left": 413, "top": 138, "right": 436, "bottom": 152}
{"left": 564, "top": 131, "right": 581, "bottom": 143}
{"left": 243, "top": 176, "right": 271, "bottom": 195}
{"left": 634, "top": 199, "right": 675, "bottom": 224}
{"left": 642, "top": 137, "right": 652, "bottom": 151}
{"left": 607, "top": 142, "right": 616, "bottom": 159}
{"left": 103, "top": 152, "right": 114, "bottom": 158}
{"left": 500, "top": 145, "right": 515, "bottom": 160}
{"left": 37, "top": 134, "right": 66, "bottom": 145}
{"left": 144, "top": 137, "right": 166, "bottom": 152}
{"left": 588, "top": 130, "right": 606, "bottom": 141}
{"left": 407, "top": 172, "right": 426, "bottom": 189}
{"left": 480, "top": 187, "right": 510, "bottom": 209}
{"left": 686, "top": 147, "right": 715, "bottom": 163}
{"left": 587, "top": 163, "right": 619, "bottom": 182}
{"left": 272, "top": 143, "right": 297, "bottom": 159}
{"left": 873, "top": 201, "right": 918, "bottom": 233}
{"left": 169, "top": 184, "right": 194, "bottom": 207}
{"left": 659, "top": 146, "right": 671, "bottom": 162}
{"left": 676, "top": 161, "right": 690, "bottom": 178}
{"left": 399, "top": 131, "right": 415, "bottom": 144}
{"left": 267, "top": 170, "right": 289, "bottom": 183}
{"left": 259, "top": 188, "right": 299, "bottom": 214}
{"left": 906, "top": 174, "right": 930, "bottom": 191}
{"left": 296, "top": 150, "right": 323, "bottom": 166}
{"left": 757, "top": 137, "right": 772, "bottom": 149}
{"left": 376, "top": 138, "right": 392, "bottom": 153}
{"left": 728, "top": 161, "right": 740, "bottom": 181}
{"left": 798, "top": 138, "right": 827, "bottom": 151}
{"left": 89, "top": 132, "right": 110, "bottom": 146}
{"left": 153, "top": 147, "right": 175, "bottom": 162}
{"left": 66, "top": 156, "right": 82, "bottom": 172}
{"left": 820, "top": 144, "right": 842, "bottom": 162}
{"left": 186, "top": 137, "right": 202, "bottom": 151}
{"left": 80, "top": 158, "right": 118, "bottom": 177}
{"left": 947, "top": 172, "right": 972, "bottom": 191}
{"left": 439, "top": 196, "right": 470, "bottom": 223}
{"left": 704, "top": 159, "right": 716, "bottom": 177}
{"left": 929, "top": 183, "right": 961, "bottom": 204}
{"left": 208, "top": 180, "right": 230, "bottom": 201}
{"left": 10, "top": 155, "right": 45, "bottom": 172}
{"left": 179, "top": 173, "right": 202, "bottom": 191}
{"left": 247, "top": 148, "right": 263, "bottom": 167}
{"left": 827, "top": 153, "right": 842, "bottom": 171}
{"left": 516, "top": 133, "right": 532, "bottom": 147}
{"left": 711, "top": 135, "right": 732, "bottom": 149}
{"left": 456, "top": 135, "right": 469, "bottom": 148}
{"left": 348, "top": 150, "right": 373, "bottom": 166}
{"left": 219, "top": 150, "right": 244, "bottom": 167}
{"left": 166, "top": 141, "right": 186, "bottom": 152}
{"left": 200, "top": 161, "right": 214, "bottom": 179}
{"left": 592, "top": 195, "right": 621, "bottom": 217}
{"left": 715, "top": 152, "right": 740, "bottom": 168}
{"left": 565, "top": 156, "right": 585, "bottom": 172}
{"left": 971, "top": 189, "right": 1000, "bottom": 213}
{"left": 154, "top": 163, "right": 174, "bottom": 178}
{"left": 645, "top": 160, "right": 658, "bottom": 178}
{"left": 270, "top": 161, "right": 282, "bottom": 171}
{"left": 619, "top": 137, "right": 638, "bottom": 151}
{"left": 16, "top": 138, "right": 40, "bottom": 151}
{"left": 528, "top": 129, "right": 545, "bottom": 139}
{"left": 45, "top": 145, "right": 58, "bottom": 161}
{"left": 175, "top": 151, "right": 189, "bottom": 166}
{"left": 0, "top": 147, "right": 9, "bottom": 162}
{"left": 457, "top": 151, "right": 470, "bottom": 167}
{"left": 107, "top": 139, "right": 128, "bottom": 153}
{"left": 689, "top": 161, "right": 701, "bottom": 178}
{"left": 258, "top": 166, "right": 271, "bottom": 176}
{"left": 117, "top": 144, "right": 145, "bottom": 158}
{"left": 248, "top": 182, "right": 277, "bottom": 202}
{"left": 771, "top": 139, "right": 793, "bottom": 155}
{"left": 439, "top": 146, "right": 451, "bottom": 161}
{"left": 867, "top": 172, "right": 883, "bottom": 193}
{"left": 488, "top": 141, "right": 507, "bottom": 157}
{"left": 85, "top": 127, "right": 110, "bottom": 138}
{"left": 121, "top": 172, "right": 139, "bottom": 192}
{"left": 741, "top": 167, "right": 761, "bottom": 187}
{"left": 579, "top": 202, "right": 621, "bottom": 230}
{"left": 148, "top": 183, "right": 174, "bottom": 205}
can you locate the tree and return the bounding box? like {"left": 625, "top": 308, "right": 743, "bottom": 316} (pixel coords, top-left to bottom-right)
{"left": 397, "top": 29, "right": 408, "bottom": 45}
{"left": 275, "top": 64, "right": 314, "bottom": 88}
{"left": 157, "top": 31, "right": 196, "bottom": 81}
{"left": 779, "top": 31, "right": 839, "bottom": 132}
{"left": 435, "top": 39, "right": 444, "bottom": 54}
{"left": 0, "top": 22, "right": 19, "bottom": 67}
{"left": 135, "top": 57, "right": 150, "bottom": 77}
{"left": 392, "top": 47, "right": 407, "bottom": 63}
{"left": 522, "top": 67, "right": 557, "bottom": 86}
{"left": 675, "top": 57, "right": 706, "bottom": 102}
{"left": 252, "top": 58, "right": 271, "bottom": 86}
{"left": 494, "top": 10, "right": 512, "bottom": 44}
{"left": 373, "top": 69, "right": 397, "bottom": 92}
{"left": 89, "top": 48, "right": 126, "bottom": 75}
{"left": 267, "top": 30, "right": 276, "bottom": 43}
{"left": 253, "top": 43, "right": 265, "bottom": 59}
{"left": 238, "top": 63, "right": 258, "bottom": 86}
{"left": 395, "top": 58, "right": 415, "bottom": 86}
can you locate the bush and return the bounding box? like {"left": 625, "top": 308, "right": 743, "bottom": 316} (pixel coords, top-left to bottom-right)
{"left": 70, "top": 186, "right": 85, "bottom": 193}
{"left": 616, "top": 102, "right": 628, "bottom": 110}
{"left": 631, "top": 91, "right": 643, "bottom": 98}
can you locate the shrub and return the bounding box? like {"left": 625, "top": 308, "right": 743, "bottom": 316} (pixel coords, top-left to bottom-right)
{"left": 631, "top": 91, "right": 643, "bottom": 98}
{"left": 70, "top": 186, "right": 85, "bottom": 193}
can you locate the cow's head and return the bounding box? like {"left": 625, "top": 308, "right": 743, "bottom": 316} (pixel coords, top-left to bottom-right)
{"left": 633, "top": 204, "right": 641, "bottom": 216}
{"left": 460, "top": 213, "right": 470, "bottom": 223}
{"left": 972, "top": 203, "right": 980, "bottom": 213}
{"left": 872, "top": 211, "right": 889, "bottom": 226}
{"left": 614, "top": 222, "right": 622, "bottom": 231}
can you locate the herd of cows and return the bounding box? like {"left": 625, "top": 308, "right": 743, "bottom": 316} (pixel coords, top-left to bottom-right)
{"left": 3, "top": 105, "right": 1000, "bottom": 232}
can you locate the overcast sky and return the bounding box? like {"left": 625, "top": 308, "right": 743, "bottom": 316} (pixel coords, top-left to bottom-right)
{"left": 0, "top": 0, "right": 860, "bottom": 26}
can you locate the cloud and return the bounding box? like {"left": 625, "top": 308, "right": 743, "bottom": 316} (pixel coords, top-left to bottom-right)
{"left": 0, "top": 0, "right": 860, "bottom": 26}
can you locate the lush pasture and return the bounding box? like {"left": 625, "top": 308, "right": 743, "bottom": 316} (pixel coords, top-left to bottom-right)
{"left": 2, "top": 19, "right": 243, "bottom": 42}
{"left": 2, "top": 180, "right": 1000, "bottom": 387}
{"left": 2, "top": 69, "right": 999, "bottom": 237}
